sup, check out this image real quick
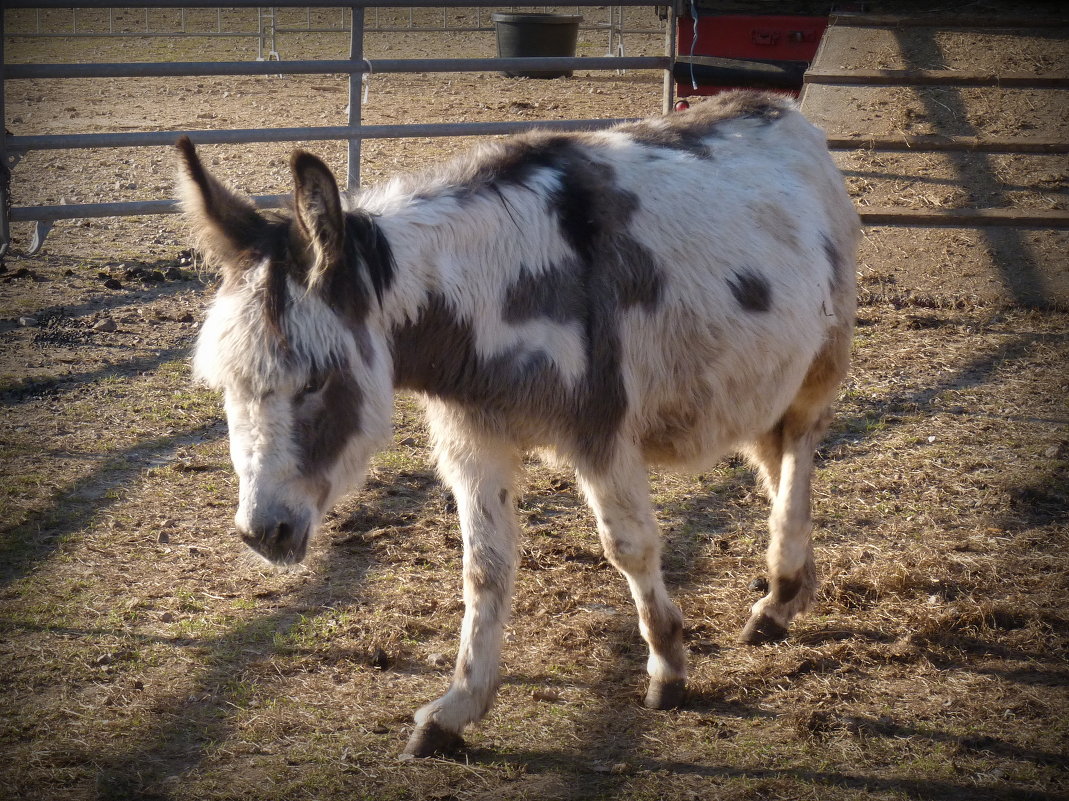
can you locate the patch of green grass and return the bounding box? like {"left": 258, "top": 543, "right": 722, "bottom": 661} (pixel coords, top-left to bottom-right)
{"left": 173, "top": 616, "right": 222, "bottom": 638}
{"left": 156, "top": 359, "right": 192, "bottom": 379}
{"left": 174, "top": 589, "right": 206, "bottom": 614}
{"left": 0, "top": 469, "right": 50, "bottom": 493}
{"left": 273, "top": 610, "right": 354, "bottom": 653}
{"left": 220, "top": 678, "right": 260, "bottom": 710}
{"left": 369, "top": 446, "right": 426, "bottom": 474}
{"left": 891, "top": 747, "right": 961, "bottom": 780}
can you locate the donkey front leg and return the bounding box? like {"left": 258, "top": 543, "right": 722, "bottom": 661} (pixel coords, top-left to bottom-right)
{"left": 577, "top": 452, "right": 687, "bottom": 710}
{"left": 403, "top": 435, "right": 521, "bottom": 758}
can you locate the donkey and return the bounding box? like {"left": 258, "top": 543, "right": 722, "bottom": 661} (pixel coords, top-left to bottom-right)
{"left": 179, "top": 91, "right": 858, "bottom": 758}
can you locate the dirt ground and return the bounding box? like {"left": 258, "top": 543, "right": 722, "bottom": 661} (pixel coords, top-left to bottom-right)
{"left": 1, "top": 6, "right": 1067, "bottom": 801}
{"left": 801, "top": 17, "right": 1069, "bottom": 309}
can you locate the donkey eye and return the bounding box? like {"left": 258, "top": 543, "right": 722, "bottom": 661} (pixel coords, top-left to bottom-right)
{"left": 297, "top": 372, "right": 327, "bottom": 399}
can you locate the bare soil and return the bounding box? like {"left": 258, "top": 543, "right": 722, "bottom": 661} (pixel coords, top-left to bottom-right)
{"left": 803, "top": 20, "right": 1069, "bottom": 309}
{"left": 1, "top": 7, "right": 1067, "bottom": 801}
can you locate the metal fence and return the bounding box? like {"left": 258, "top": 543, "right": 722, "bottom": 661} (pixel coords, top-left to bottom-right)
{"left": 263, "top": 7, "right": 663, "bottom": 60}
{"left": 1, "top": 1, "right": 674, "bottom": 256}
{"left": 5, "top": 6, "right": 662, "bottom": 60}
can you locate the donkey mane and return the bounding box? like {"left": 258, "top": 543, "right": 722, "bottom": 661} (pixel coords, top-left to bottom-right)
{"left": 258, "top": 208, "right": 397, "bottom": 342}
{"left": 181, "top": 184, "right": 393, "bottom": 395}
{"left": 368, "top": 91, "right": 790, "bottom": 214}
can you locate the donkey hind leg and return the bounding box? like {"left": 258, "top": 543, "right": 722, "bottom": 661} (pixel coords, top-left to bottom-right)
{"left": 740, "top": 327, "right": 851, "bottom": 645}
{"left": 403, "top": 437, "right": 522, "bottom": 758}
{"left": 577, "top": 451, "right": 687, "bottom": 710}
{"left": 739, "top": 414, "right": 823, "bottom": 644}
{"left": 744, "top": 425, "right": 784, "bottom": 503}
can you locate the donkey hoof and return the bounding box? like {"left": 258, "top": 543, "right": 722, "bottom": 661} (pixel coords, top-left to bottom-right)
{"left": 400, "top": 722, "right": 465, "bottom": 759}
{"left": 739, "top": 612, "right": 788, "bottom": 645}
{"left": 644, "top": 678, "right": 687, "bottom": 710}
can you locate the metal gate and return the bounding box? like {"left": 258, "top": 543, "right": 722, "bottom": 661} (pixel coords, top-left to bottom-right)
{"left": 3, "top": 6, "right": 662, "bottom": 62}
{"left": 1, "top": 1, "right": 676, "bottom": 256}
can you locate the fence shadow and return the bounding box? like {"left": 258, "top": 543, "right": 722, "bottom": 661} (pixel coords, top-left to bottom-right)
{"left": 1, "top": 345, "right": 194, "bottom": 407}
{"left": 0, "top": 256, "right": 202, "bottom": 333}
{"left": 0, "top": 420, "right": 225, "bottom": 590}
{"left": 0, "top": 432, "right": 445, "bottom": 797}
{"left": 87, "top": 469, "right": 441, "bottom": 800}
{"left": 826, "top": 327, "right": 1067, "bottom": 459}
{"left": 890, "top": 27, "right": 1053, "bottom": 308}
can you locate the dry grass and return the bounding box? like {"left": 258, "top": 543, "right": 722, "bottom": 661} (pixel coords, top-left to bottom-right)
{"left": 843, "top": 27, "right": 1069, "bottom": 75}
{"left": 3, "top": 242, "right": 1066, "bottom": 801}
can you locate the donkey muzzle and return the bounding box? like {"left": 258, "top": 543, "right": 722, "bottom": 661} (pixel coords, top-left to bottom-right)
{"left": 236, "top": 507, "right": 310, "bottom": 565}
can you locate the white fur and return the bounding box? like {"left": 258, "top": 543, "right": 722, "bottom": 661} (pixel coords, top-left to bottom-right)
{"left": 195, "top": 261, "right": 394, "bottom": 549}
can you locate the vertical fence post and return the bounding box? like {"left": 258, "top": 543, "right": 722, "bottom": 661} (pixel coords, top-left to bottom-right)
{"left": 662, "top": 3, "right": 676, "bottom": 114}
{"left": 270, "top": 6, "right": 278, "bottom": 57}
{"left": 0, "top": 10, "right": 10, "bottom": 258}
{"left": 347, "top": 5, "right": 365, "bottom": 190}
{"left": 257, "top": 7, "right": 264, "bottom": 59}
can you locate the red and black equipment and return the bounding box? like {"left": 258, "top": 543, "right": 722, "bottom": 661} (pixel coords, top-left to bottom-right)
{"left": 673, "top": 2, "right": 859, "bottom": 98}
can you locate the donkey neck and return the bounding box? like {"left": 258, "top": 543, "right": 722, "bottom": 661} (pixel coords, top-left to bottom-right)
{"left": 371, "top": 186, "right": 569, "bottom": 398}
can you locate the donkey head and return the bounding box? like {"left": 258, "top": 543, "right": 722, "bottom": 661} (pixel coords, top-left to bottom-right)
{"left": 178, "top": 138, "right": 395, "bottom": 565}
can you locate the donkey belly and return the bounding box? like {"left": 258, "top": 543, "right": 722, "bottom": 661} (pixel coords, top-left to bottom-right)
{"left": 639, "top": 369, "right": 814, "bottom": 467}
{"left": 632, "top": 306, "right": 826, "bottom": 468}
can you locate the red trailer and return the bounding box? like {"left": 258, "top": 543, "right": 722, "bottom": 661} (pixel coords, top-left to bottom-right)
{"left": 673, "top": 1, "right": 858, "bottom": 98}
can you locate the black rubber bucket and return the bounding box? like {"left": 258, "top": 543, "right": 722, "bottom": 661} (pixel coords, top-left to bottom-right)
{"left": 491, "top": 12, "right": 583, "bottom": 79}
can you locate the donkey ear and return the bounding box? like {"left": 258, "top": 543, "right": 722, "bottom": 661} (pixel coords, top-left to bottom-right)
{"left": 175, "top": 136, "right": 267, "bottom": 276}
{"left": 290, "top": 151, "right": 344, "bottom": 287}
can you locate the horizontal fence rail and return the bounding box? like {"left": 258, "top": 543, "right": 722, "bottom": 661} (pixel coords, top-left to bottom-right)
{"left": 9, "top": 117, "right": 642, "bottom": 154}
{"left": 6, "top": 55, "right": 667, "bottom": 79}
{"left": 6, "top": 6, "right": 259, "bottom": 37}
{"left": 858, "top": 207, "right": 1069, "bottom": 230}
{"left": 825, "top": 135, "right": 1069, "bottom": 155}
{"left": 3, "top": 0, "right": 663, "bottom": 8}
{"left": 5, "top": 7, "right": 662, "bottom": 64}
{"left": 9, "top": 196, "right": 288, "bottom": 223}
{"left": 805, "top": 68, "right": 1069, "bottom": 89}
{"left": 1, "top": 1, "right": 676, "bottom": 256}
